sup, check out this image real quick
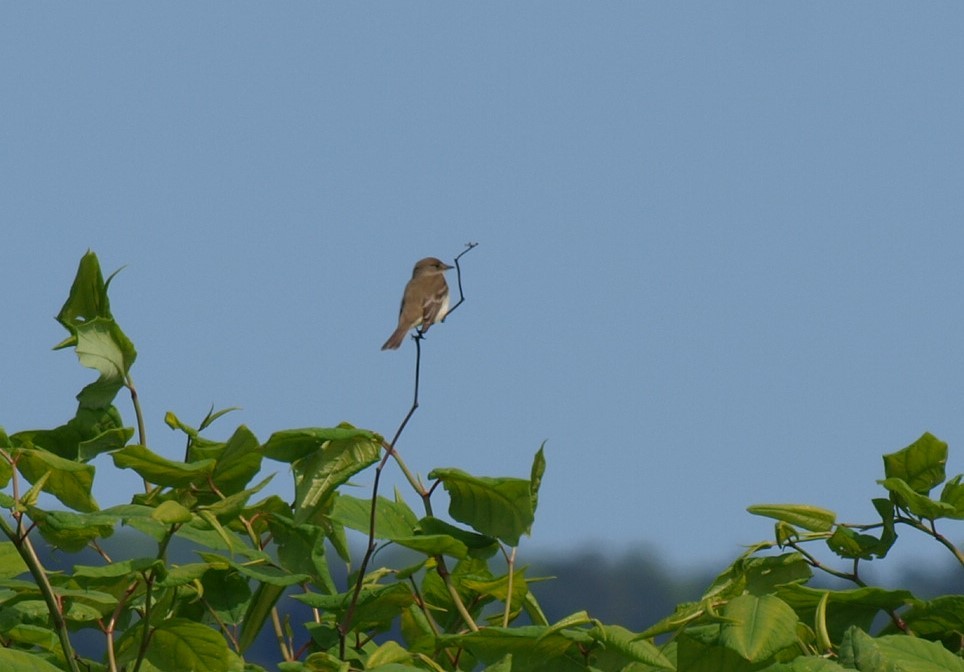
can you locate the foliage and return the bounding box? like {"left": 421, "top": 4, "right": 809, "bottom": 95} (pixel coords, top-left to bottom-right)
{"left": 0, "top": 251, "right": 962, "bottom": 671}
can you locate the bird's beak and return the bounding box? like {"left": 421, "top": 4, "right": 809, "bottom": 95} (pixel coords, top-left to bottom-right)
{"left": 443, "top": 263, "right": 455, "bottom": 270}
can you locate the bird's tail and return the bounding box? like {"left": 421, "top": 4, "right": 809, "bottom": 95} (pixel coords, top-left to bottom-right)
{"left": 381, "top": 326, "right": 408, "bottom": 350}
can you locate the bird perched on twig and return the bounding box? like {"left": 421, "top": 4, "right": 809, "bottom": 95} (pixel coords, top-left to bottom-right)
{"left": 381, "top": 257, "right": 454, "bottom": 350}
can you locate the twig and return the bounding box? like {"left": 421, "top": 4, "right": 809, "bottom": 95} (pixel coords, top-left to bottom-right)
{"left": 444, "top": 242, "right": 478, "bottom": 320}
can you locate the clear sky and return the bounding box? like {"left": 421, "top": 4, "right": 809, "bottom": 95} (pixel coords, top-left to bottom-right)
{"left": 3, "top": 4, "right": 963, "bottom": 573}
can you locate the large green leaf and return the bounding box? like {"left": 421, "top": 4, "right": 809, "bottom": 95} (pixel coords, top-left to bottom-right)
{"left": 0, "top": 542, "right": 29, "bottom": 579}
{"left": 881, "top": 595, "right": 964, "bottom": 641}
{"left": 202, "top": 569, "right": 251, "bottom": 626}
{"left": 416, "top": 516, "right": 498, "bottom": 557}
{"left": 878, "top": 478, "right": 955, "bottom": 519}
{"left": 826, "top": 525, "right": 891, "bottom": 560}
{"left": 112, "top": 444, "right": 215, "bottom": 488}
{"left": 272, "top": 520, "right": 337, "bottom": 594}
{"left": 53, "top": 252, "right": 136, "bottom": 414}
{"left": 197, "top": 552, "right": 308, "bottom": 587}
{"left": 71, "top": 318, "right": 136, "bottom": 382}
{"left": 746, "top": 504, "right": 836, "bottom": 532}
{"left": 209, "top": 425, "right": 262, "bottom": 495}
{"left": 329, "top": 493, "right": 419, "bottom": 540}
{"left": 12, "top": 407, "right": 129, "bottom": 461}
{"left": 294, "top": 582, "right": 414, "bottom": 632}
{"left": 55, "top": 250, "right": 115, "bottom": 330}
{"left": 142, "top": 618, "right": 244, "bottom": 672}
{"left": 0, "top": 648, "right": 66, "bottom": 672}
{"left": 703, "top": 552, "right": 811, "bottom": 602}
{"left": 238, "top": 583, "right": 285, "bottom": 654}
{"left": 718, "top": 594, "right": 798, "bottom": 662}
{"left": 590, "top": 623, "right": 674, "bottom": 669}
{"left": 882, "top": 432, "right": 947, "bottom": 494}
{"left": 437, "top": 625, "right": 585, "bottom": 669}
{"left": 187, "top": 424, "right": 263, "bottom": 499}
{"left": 428, "top": 468, "right": 534, "bottom": 546}
{"left": 839, "top": 625, "right": 964, "bottom": 672}
{"left": 15, "top": 447, "right": 98, "bottom": 512}
{"left": 290, "top": 428, "right": 381, "bottom": 524}
{"left": 26, "top": 507, "right": 117, "bottom": 552}
{"left": 777, "top": 584, "right": 914, "bottom": 644}
{"left": 263, "top": 424, "right": 381, "bottom": 463}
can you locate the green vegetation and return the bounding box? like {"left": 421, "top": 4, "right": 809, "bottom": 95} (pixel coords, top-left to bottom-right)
{"left": 1, "top": 252, "right": 962, "bottom": 671}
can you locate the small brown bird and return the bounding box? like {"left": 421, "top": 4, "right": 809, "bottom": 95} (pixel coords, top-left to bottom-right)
{"left": 381, "top": 257, "right": 454, "bottom": 350}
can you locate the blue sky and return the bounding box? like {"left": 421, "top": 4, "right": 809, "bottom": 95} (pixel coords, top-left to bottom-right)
{"left": 3, "top": 4, "right": 963, "bottom": 573}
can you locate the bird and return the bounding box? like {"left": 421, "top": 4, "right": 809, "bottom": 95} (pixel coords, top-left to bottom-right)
{"left": 381, "top": 257, "right": 454, "bottom": 350}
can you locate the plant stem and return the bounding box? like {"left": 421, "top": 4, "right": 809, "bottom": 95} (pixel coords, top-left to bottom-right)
{"left": 502, "top": 546, "right": 517, "bottom": 627}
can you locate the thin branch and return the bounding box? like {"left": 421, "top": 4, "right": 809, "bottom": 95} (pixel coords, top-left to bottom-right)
{"left": 126, "top": 374, "right": 152, "bottom": 494}
{"left": 894, "top": 515, "right": 964, "bottom": 567}
{"left": 443, "top": 242, "right": 478, "bottom": 320}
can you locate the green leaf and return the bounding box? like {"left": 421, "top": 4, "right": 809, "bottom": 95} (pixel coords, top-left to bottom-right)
{"left": 27, "top": 507, "right": 117, "bottom": 552}
{"left": 882, "top": 432, "right": 947, "bottom": 494}
{"left": 55, "top": 251, "right": 115, "bottom": 330}
{"left": 0, "top": 647, "right": 66, "bottom": 672}
{"left": 329, "top": 494, "right": 419, "bottom": 540}
{"left": 703, "top": 552, "right": 811, "bottom": 602}
{"left": 746, "top": 504, "right": 836, "bottom": 532}
{"left": 878, "top": 478, "right": 955, "bottom": 519}
{"left": 428, "top": 468, "right": 534, "bottom": 546}
{"left": 112, "top": 444, "right": 215, "bottom": 488}
{"left": 152, "top": 500, "right": 193, "bottom": 524}
{"left": 750, "top": 657, "right": 848, "bottom": 671}
{"left": 718, "top": 594, "right": 798, "bottom": 662}
{"left": 777, "top": 584, "right": 914, "bottom": 644}
{"left": 210, "top": 425, "right": 262, "bottom": 495}
{"left": 437, "top": 626, "right": 583, "bottom": 668}
{"left": 272, "top": 521, "right": 337, "bottom": 594}
{"left": 78, "top": 425, "right": 134, "bottom": 461}
{"left": 143, "top": 618, "right": 243, "bottom": 672}
{"left": 826, "top": 525, "right": 890, "bottom": 560}
{"left": 870, "top": 497, "right": 898, "bottom": 558}
{"left": 939, "top": 474, "right": 964, "bottom": 519}
{"left": 590, "top": 622, "right": 674, "bottom": 669}
{"left": 15, "top": 448, "right": 98, "bottom": 512}
{"left": 72, "top": 318, "right": 136, "bottom": 382}
{"left": 0, "top": 542, "right": 29, "bottom": 579}
{"left": 0, "top": 430, "right": 11, "bottom": 488}
{"left": 263, "top": 425, "right": 381, "bottom": 464}
{"left": 158, "top": 563, "right": 213, "bottom": 588}
{"left": 530, "top": 443, "right": 546, "bottom": 516}
{"left": 202, "top": 569, "right": 251, "bottom": 626}
{"left": 13, "top": 407, "right": 129, "bottom": 460}
{"left": 199, "top": 476, "right": 272, "bottom": 523}
{"left": 366, "top": 641, "right": 411, "bottom": 667}
{"left": 416, "top": 517, "right": 498, "bottom": 557}
{"left": 393, "top": 533, "right": 469, "bottom": 559}
{"left": 884, "top": 595, "right": 964, "bottom": 641}
{"left": 839, "top": 625, "right": 964, "bottom": 672}
{"left": 295, "top": 582, "right": 414, "bottom": 632}
{"left": 677, "top": 624, "right": 757, "bottom": 671}
{"left": 291, "top": 426, "right": 382, "bottom": 524}
{"left": 73, "top": 557, "right": 160, "bottom": 579}
{"left": 238, "top": 583, "right": 285, "bottom": 654}
{"left": 463, "top": 568, "right": 531, "bottom": 613}
{"left": 196, "top": 553, "right": 308, "bottom": 587}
